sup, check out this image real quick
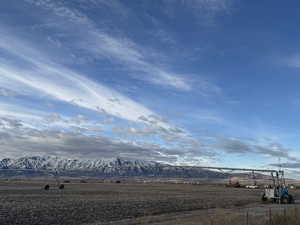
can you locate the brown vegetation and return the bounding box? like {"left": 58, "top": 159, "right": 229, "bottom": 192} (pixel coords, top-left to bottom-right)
{"left": 0, "top": 180, "right": 298, "bottom": 225}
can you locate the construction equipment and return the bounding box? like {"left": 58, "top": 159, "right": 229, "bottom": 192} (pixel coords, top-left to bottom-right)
{"left": 226, "top": 177, "right": 241, "bottom": 188}
{"left": 260, "top": 170, "right": 294, "bottom": 204}
{"left": 160, "top": 165, "right": 295, "bottom": 204}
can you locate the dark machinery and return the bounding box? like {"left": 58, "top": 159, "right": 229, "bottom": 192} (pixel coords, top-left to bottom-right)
{"left": 44, "top": 169, "right": 65, "bottom": 190}
{"left": 158, "top": 165, "right": 294, "bottom": 204}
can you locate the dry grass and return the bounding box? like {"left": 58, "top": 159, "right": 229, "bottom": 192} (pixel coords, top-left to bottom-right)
{"left": 144, "top": 206, "right": 300, "bottom": 225}
{"left": 0, "top": 180, "right": 298, "bottom": 225}
{"left": 211, "top": 209, "right": 300, "bottom": 225}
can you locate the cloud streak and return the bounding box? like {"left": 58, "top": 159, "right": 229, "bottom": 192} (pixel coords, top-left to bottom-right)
{"left": 24, "top": 0, "right": 223, "bottom": 93}
{"left": 0, "top": 88, "right": 16, "bottom": 97}
{"left": 0, "top": 30, "right": 163, "bottom": 124}
{"left": 163, "top": 0, "right": 234, "bottom": 26}
{"left": 77, "top": 29, "right": 193, "bottom": 91}
{"left": 270, "top": 162, "right": 300, "bottom": 169}
{"left": 215, "top": 137, "right": 299, "bottom": 161}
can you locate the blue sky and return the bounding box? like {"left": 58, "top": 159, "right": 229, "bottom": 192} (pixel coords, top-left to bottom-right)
{"left": 1, "top": 0, "right": 300, "bottom": 173}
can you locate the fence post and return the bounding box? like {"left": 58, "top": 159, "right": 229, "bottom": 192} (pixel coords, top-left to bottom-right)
{"left": 269, "top": 208, "right": 272, "bottom": 225}
{"left": 246, "top": 211, "right": 249, "bottom": 225}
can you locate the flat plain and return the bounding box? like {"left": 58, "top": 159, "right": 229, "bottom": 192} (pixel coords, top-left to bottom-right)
{"left": 0, "top": 180, "right": 299, "bottom": 225}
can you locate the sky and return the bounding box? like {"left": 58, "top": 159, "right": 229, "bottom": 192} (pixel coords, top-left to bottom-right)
{"left": 2, "top": 0, "right": 300, "bottom": 174}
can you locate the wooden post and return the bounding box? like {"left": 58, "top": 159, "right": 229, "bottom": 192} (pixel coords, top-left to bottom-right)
{"left": 246, "top": 211, "right": 249, "bottom": 225}
{"left": 269, "top": 208, "right": 272, "bottom": 225}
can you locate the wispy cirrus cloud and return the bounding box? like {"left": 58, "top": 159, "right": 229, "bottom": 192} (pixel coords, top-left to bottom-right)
{"left": 163, "top": 0, "right": 234, "bottom": 25}
{"left": 0, "top": 88, "right": 16, "bottom": 97}
{"left": 285, "top": 53, "right": 300, "bottom": 68}
{"left": 0, "top": 29, "right": 162, "bottom": 124}
{"left": 0, "top": 102, "right": 46, "bottom": 122}
{"left": 75, "top": 29, "right": 194, "bottom": 91}
{"left": 24, "top": 0, "right": 222, "bottom": 93}
{"left": 25, "top": 0, "right": 90, "bottom": 24}
{"left": 183, "top": 0, "right": 233, "bottom": 13}
{"left": 270, "top": 162, "right": 300, "bottom": 169}
{"left": 0, "top": 102, "right": 102, "bottom": 133}
{"left": 0, "top": 66, "right": 163, "bottom": 126}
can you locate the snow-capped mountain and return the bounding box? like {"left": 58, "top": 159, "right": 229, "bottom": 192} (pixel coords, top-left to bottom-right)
{"left": 0, "top": 156, "right": 227, "bottom": 178}
{"left": 0, "top": 156, "right": 158, "bottom": 170}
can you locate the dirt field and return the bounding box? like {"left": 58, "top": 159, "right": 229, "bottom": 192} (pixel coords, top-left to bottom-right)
{"left": 0, "top": 180, "right": 299, "bottom": 225}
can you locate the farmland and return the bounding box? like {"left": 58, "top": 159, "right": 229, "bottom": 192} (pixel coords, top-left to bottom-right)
{"left": 0, "top": 180, "right": 299, "bottom": 225}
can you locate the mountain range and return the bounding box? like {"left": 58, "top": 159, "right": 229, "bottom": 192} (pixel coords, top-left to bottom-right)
{"left": 0, "top": 156, "right": 229, "bottom": 179}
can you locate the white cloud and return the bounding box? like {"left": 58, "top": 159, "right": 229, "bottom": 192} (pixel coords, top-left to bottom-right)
{"left": 82, "top": 31, "right": 193, "bottom": 91}
{"left": 213, "top": 137, "right": 299, "bottom": 161}
{"left": 44, "top": 113, "right": 62, "bottom": 123}
{"left": 23, "top": 0, "right": 222, "bottom": 93}
{"left": 163, "top": 0, "right": 233, "bottom": 25}
{"left": 0, "top": 103, "right": 103, "bottom": 135}
{"left": 0, "top": 102, "right": 45, "bottom": 122}
{"left": 0, "top": 88, "right": 16, "bottom": 97}
{"left": 286, "top": 54, "right": 300, "bottom": 68}
{"left": 183, "top": 0, "right": 233, "bottom": 12}
{"left": 147, "top": 70, "right": 192, "bottom": 91}
{"left": 0, "top": 119, "right": 191, "bottom": 162}
{"left": 25, "top": 0, "right": 90, "bottom": 24}
{"left": 70, "top": 115, "right": 88, "bottom": 125}
{"left": 0, "top": 32, "right": 162, "bottom": 125}
{"left": 188, "top": 110, "right": 225, "bottom": 125}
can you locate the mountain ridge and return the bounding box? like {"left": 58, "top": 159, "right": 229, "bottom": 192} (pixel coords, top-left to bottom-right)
{"left": 0, "top": 156, "right": 228, "bottom": 179}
